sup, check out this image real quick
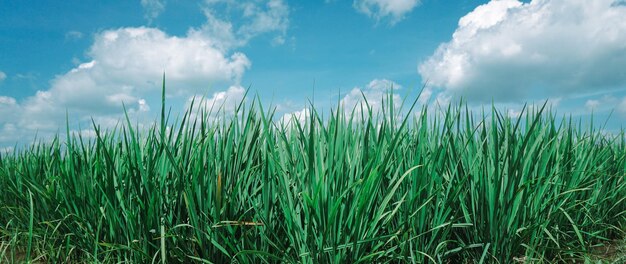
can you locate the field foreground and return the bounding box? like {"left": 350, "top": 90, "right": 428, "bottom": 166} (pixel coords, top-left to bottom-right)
{"left": 1, "top": 92, "right": 625, "bottom": 263}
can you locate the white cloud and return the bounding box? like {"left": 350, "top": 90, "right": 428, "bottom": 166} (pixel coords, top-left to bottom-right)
{"left": 183, "top": 85, "right": 250, "bottom": 128}
{"left": 0, "top": 0, "right": 293, "bottom": 148}
{"left": 341, "top": 79, "right": 402, "bottom": 114}
{"left": 0, "top": 26, "right": 252, "bottom": 147}
{"left": 0, "top": 96, "right": 19, "bottom": 122}
{"left": 431, "top": 92, "right": 451, "bottom": 109}
{"left": 70, "top": 129, "right": 98, "bottom": 139}
{"left": 279, "top": 79, "right": 405, "bottom": 127}
{"left": 138, "top": 99, "right": 150, "bottom": 112}
{"left": 280, "top": 108, "right": 310, "bottom": 127}
{"left": 187, "top": 85, "right": 246, "bottom": 116}
{"left": 585, "top": 99, "right": 601, "bottom": 110}
{"left": 18, "top": 27, "right": 250, "bottom": 129}
{"left": 141, "top": 0, "right": 166, "bottom": 23}
{"left": 0, "top": 96, "right": 21, "bottom": 143}
{"left": 417, "top": 87, "right": 432, "bottom": 104}
{"left": 238, "top": 0, "right": 289, "bottom": 38}
{"left": 0, "top": 96, "right": 16, "bottom": 105}
{"left": 583, "top": 94, "right": 625, "bottom": 113}
{"left": 192, "top": 0, "right": 290, "bottom": 49}
{"left": 0, "top": 71, "right": 6, "bottom": 82}
{"left": 0, "top": 146, "right": 14, "bottom": 154}
{"left": 419, "top": 0, "right": 626, "bottom": 103}
{"left": 353, "top": 0, "right": 420, "bottom": 25}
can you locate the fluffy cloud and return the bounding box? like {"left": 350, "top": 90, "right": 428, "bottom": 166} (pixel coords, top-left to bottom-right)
{"left": 419, "top": 0, "right": 626, "bottom": 103}
{"left": 0, "top": 26, "right": 253, "bottom": 146}
{"left": 341, "top": 79, "right": 402, "bottom": 114}
{"left": 141, "top": 0, "right": 166, "bottom": 23}
{"left": 280, "top": 108, "right": 309, "bottom": 127}
{"left": 16, "top": 27, "right": 250, "bottom": 131}
{"left": 0, "top": 1, "right": 294, "bottom": 148}
{"left": 0, "top": 96, "right": 19, "bottom": 120}
{"left": 192, "top": 0, "right": 290, "bottom": 50}
{"left": 186, "top": 85, "right": 246, "bottom": 116}
{"left": 279, "top": 79, "right": 405, "bottom": 126}
{"left": 353, "top": 0, "right": 420, "bottom": 25}
{"left": 0, "top": 71, "right": 6, "bottom": 82}
{"left": 0, "top": 96, "right": 21, "bottom": 143}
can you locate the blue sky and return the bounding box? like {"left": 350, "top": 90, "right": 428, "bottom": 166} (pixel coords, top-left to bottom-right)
{"left": 1, "top": 0, "right": 626, "bottom": 149}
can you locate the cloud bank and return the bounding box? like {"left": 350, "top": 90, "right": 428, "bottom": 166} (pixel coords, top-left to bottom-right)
{"left": 419, "top": 0, "right": 626, "bottom": 103}
{"left": 17, "top": 27, "right": 250, "bottom": 132}
{"left": 0, "top": 0, "right": 290, "bottom": 147}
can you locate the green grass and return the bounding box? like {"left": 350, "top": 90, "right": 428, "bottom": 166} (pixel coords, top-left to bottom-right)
{"left": 0, "top": 83, "right": 625, "bottom": 263}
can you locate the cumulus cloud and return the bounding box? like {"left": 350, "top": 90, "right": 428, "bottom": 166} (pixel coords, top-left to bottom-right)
{"left": 419, "top": 0, "right": 626, "bottom": 103}
{"left": 0, "top": 96, "right": 21, "bottom": 143}
{"left": 341, "top": 79, "right": 402, "bottom": 114}
{"left": 0, "top": 71, "right": 6, "bottom": 82}
{"left": 279, "top": 79, "right": 406, "bottom": 127}
{"left": 186, "top": 85, "right": 246, "bottom": 116}
{"left": 0, "top": 1, "right": 294, "bottom": 148}
{"left": 0, "top": 96, "right": 19, "bottom": 121}
{"left": 192, "top": 0, "right": 290, "bottom": 50}
{"left": 280, "top": 108, "right": 310, "bottom": 127}
{"left": 0, "top": 26, "right": 253, "bottom": 147}
{"left": 141, "top": 0, "right": 166, "bottom": 23}
{"left": 17, "top": 27, "right": 249, "bottom": 130}
{"left": 353, "top": 0, "right": 420, "bottom": 25}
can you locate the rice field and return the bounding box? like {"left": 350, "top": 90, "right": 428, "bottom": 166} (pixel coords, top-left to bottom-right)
{"left": 0, "top": 85, "right": 625, "bottom": 263}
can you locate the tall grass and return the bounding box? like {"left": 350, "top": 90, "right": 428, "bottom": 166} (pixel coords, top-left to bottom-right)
{"left": 0, "top": 83, "right": 625, "bottom": 263}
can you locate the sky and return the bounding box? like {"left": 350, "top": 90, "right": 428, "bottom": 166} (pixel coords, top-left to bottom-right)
{"left": 2, "top": 0, "right": 626, "bottom": 150}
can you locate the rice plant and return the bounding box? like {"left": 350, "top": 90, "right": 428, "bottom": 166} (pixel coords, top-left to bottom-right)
{"left": 0, "top": 82, "right": 624, "bottom": 263}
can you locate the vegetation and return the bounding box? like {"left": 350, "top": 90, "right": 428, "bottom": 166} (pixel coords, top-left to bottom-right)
{"left": 1, "top": 83, "right": 625, "bottom": 263}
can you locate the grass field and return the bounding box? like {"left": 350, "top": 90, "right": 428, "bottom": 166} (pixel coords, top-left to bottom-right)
{"left": 1, "top": 85, "right": 625, "bottom": 263}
